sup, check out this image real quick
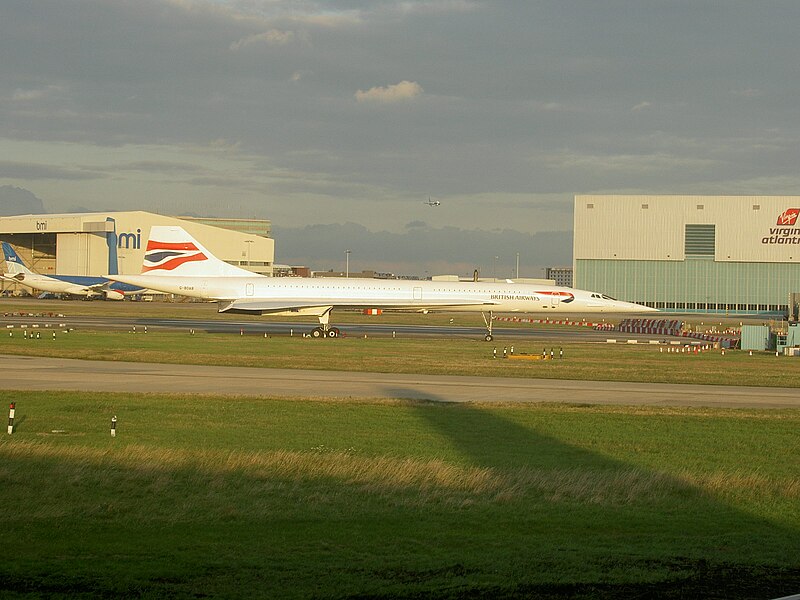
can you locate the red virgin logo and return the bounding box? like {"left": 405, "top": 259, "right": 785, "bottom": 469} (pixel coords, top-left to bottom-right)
{"left": 777, "top": 208, "right": 800, "bottom": 226}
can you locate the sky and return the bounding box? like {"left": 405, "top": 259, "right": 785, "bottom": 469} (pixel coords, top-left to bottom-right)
{"left": 2, "top": 1, "right": 800, "bottom": 277}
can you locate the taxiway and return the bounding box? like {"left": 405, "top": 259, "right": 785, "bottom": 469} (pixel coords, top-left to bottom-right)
{"left": 0, "top": 355, "right": 796, "bottom": 408}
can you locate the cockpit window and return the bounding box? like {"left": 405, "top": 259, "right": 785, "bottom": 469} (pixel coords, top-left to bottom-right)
{"left": 601, "top": 294, "right": 617, "bottom": 301}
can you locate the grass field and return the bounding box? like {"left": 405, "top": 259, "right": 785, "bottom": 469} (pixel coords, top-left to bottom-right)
{"left": 1, "top": 391, "right": 798, "bottom": 599}
{"left": 1, "top": 302, "right": 798, "bottom": 597}
{"left": 1, "top": 328, "right": 799, "bottom": 388}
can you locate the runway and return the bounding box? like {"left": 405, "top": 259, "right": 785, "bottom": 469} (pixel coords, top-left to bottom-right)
{"left": 1, "top": 354, "right": 797, "bottom": 408}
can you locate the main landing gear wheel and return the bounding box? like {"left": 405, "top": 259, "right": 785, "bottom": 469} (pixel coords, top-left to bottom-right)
{"left": 311, "top": 307, "right": 337, "bottom": 339}
{"left": 310, "top": 327, "right": 340, "bottom": 338}
{"left": 484, "top": 333, "right": 494, "bottom": 342}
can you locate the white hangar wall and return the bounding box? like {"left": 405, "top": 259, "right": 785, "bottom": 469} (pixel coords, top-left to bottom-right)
{"left": 574, "top": 196, "right": 800, "bottom": 314}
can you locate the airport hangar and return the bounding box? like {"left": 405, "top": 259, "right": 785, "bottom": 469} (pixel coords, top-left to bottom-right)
{"left": 574, "top": 195, "right": 800, "bottom": 317}
{"left": 0, "top": 211, "right": 274, "bottom": 293}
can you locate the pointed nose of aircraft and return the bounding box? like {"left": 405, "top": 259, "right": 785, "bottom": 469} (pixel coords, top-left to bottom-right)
{"left": 617, "top": 300, "right": 658, "bottom": 313}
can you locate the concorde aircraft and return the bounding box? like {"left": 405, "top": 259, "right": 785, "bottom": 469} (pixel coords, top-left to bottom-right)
{"left": 1, "top": 242, "right": 143, "bottom": 300}
{"left": 108, "top": 226, "right": 655, "bottom": 340}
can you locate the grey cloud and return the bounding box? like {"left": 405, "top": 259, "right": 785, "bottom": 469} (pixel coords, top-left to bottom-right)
{"left": 0, "top": 161, "right": 102, "bottom": 181}
{"left": 405, "top": 220, "right": 427, "bottom": 229}
{"left": 187, "top": 176, "right": 252, "bottom": 188}
{"left": 0, "top": 186, "right": 46, "bottom": 215}
{"left": 2, "top": 0, "right": 800, "bottom": 269}
{"left": 111, "top": 161, "right": 206, "bottom": 175}
{"left": 273, "top": 222, "right": 572, "bottom": 277}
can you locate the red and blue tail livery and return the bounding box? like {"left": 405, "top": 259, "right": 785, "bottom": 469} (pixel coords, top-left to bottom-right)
{"left": 135, "top": 226, "right": 256, "bottom": 277}
{"left": 143, "top": 240, "right": 208, "bottom": 273}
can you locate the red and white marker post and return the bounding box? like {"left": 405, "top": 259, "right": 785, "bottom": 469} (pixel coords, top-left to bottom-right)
{"left": 8, "top": 402, "right": 15, "bottom": 435}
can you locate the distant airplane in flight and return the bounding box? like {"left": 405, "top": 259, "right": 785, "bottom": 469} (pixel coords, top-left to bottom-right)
{"left": 1, "top": 242, "right": 144, "bottom": 300}
{"left": 109, "top": 226, "right": 656, "bottom": 340}
{"left": 424, "top": 197, "right": 441, "bottom": 206}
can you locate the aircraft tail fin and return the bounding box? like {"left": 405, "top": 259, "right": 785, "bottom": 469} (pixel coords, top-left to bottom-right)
{"left": 2, "top": 242, "right": 34, "bottom": 275}
{"left": 141, "top": 226, "right": 255, "bottom": 277}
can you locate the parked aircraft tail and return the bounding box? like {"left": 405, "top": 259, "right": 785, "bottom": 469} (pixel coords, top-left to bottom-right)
{"left": 141, "top": 226, "right": 256, "bottom": 277}
{"left": 106, "top": 217, "right": 119, "bottom": 276}
{"left": 2, "top": 242, "right": 34, "bottom": 276}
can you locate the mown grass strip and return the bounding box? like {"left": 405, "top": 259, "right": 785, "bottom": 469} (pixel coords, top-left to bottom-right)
{"left": 2, "top": 328, "right": 800, "bottom": 387}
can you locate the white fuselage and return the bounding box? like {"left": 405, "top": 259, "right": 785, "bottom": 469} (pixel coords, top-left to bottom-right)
{"left": 109, "top": 274, "right": 653, "bottom": 315}
{"left": 2, "top": 271, "right": 132, "bottom": 300}
{"left": 3, "top": 272, "right": 80, "bottom": 296}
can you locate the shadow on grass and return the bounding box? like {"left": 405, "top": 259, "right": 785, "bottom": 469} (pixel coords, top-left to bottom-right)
{"left": 10, "top": 414, "right": 26, "bottom": 432}
{"left": 383, "top": 386, "right": 800, "bottom": 599}
{"left": 1, "top": 389, "right": 798, "bottom": 600}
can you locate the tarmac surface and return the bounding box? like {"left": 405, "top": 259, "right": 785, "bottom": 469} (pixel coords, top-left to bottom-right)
{"left": 1, "top": 354, "right": 797, "bottom": 408}
{"left": 1, "top": 312, "right": 643, "bottom": 341}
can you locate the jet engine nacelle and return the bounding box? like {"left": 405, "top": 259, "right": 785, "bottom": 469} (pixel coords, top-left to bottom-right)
{"left": 104, "top": 289, "right": 125, "bottom": 301}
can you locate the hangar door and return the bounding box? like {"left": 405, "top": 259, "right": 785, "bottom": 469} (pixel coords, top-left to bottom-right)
{"left": 57, "top": 233, "right": 91, "bottom": 275}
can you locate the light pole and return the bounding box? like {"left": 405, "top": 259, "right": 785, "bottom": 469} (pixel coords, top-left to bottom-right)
{"left": 516, "top": 252, "right": 520, "bottom": 279}
{"left": 245, "top": 240, "right": 253, "bottom": 269}
{"left": 493, "top": 256, "right": 499, "bottom": 281}
{"left": 345, "top": 249, "right": 351, "bottom": 278}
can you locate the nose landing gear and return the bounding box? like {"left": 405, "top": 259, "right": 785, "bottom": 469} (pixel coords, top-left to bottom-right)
{"left": 482, "top": 311, "right": 494, "bottom": 342}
